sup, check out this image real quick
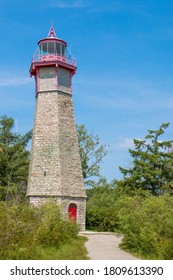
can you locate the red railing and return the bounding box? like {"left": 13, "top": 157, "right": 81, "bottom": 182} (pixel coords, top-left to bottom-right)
{"left": 32, "top": 49, "right": 76, "bottom": 66}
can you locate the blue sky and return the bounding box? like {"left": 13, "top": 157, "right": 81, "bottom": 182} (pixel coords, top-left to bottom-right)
{"left": 0, "top": 0, "right": 173, "bottom": 182}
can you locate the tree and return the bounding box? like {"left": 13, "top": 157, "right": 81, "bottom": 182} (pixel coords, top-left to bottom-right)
{"left": 0, "top": 115, "right": 32, "bottom": 201}
{"left": 118, "top": 123, "right": 173, "bottom": 195}
{"left": 86, "top": 178, "right": 119, "bottom": 231}
{"left": 77, "top": 124, "right": 109, "bottom": 186}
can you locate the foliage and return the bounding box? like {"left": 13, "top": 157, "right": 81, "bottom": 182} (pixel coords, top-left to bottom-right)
{"left": 0, "top": 115, "right": 32, "bottom": 201}
{"left": 86, "top": 179, "right": 119, "bottom": 231}
{"left": 36, "top": 202, "right": 79, "bottom": 248}
{"left": 1, "top": 114, "right": 173, "bottom": 259}
{"left": 0, "top": 201, "right": 39, "bottom": 259}
{"left": 117, "top": 193, "right": 173, "bottom": 259}
{"left": 119, "top": 123, "right": 173, "bottom": 195}
{"left": 77, "top": 124, "right": 109, "bottom": 186}
{"left": 0, "top": 202, "right": 83, "bottom": 260}
{"left": 86, "top": 182, "right": 173, "bottom": 259}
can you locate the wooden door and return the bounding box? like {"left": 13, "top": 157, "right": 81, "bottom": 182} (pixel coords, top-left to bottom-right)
{"left": 68, "top": 203, "right": 77, "bottom": 221}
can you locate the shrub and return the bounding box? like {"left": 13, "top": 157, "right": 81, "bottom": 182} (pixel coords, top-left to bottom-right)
{"left": 86, "top": 184, "right": 118, "bottom": 231}
{"left": 0, "top": 202, "right": 39, "bottom": 259}
{"left": 117, "top": 194, "right": 173, "bottom": 259}
{"left": 86, "top": 185, "right": 173, "bottom": 259}
{"left": 0, "top": 201, "right": 79, "bottom": 259}
{"left": 36, "top": 202, "right": 79, "bottom": 248}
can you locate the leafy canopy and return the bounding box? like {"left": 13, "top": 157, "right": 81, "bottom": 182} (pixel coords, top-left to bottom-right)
{"left": 0, "top": 115, "right": 32, "bottom": 201}
{"left": 77, "top": 124, "right": 108, "bottom": 186}
{"left": 118, "top": 123, "right": 173, "bottom": 195}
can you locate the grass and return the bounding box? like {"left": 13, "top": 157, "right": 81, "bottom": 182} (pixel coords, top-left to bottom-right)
{"left": 35, "top": 236, "right": 89, "bottom": 260}
{"left": 0, "top": 236, "right": 89, "bottom": 260}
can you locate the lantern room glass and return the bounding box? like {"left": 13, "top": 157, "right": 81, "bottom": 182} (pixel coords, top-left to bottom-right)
{"left": 39, "top": 42, "right": 66, "bottom": 57}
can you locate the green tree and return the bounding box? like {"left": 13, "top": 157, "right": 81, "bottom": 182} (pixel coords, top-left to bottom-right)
{"left": 77, "top": 124, "right": 109, "bottom": 186}
{"left": 86, "top": 178, "right": 118, "bottom": 231}
{"left": 0, "top": 115, "right": 32, "bottom": 201}
{"left": 118, "top": 123, "right": 173, "bottom": 195}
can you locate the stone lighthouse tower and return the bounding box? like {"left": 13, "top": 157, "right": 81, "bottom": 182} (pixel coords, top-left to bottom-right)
{"left": 27, "top": 26, "right": 86, "bottom": 230}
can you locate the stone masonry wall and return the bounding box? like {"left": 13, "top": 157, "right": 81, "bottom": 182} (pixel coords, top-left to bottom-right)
{"left": 27, "top": 91, "right": 62, "bottom": 196}
{"left": 27, "top": 65, "right": 86, "bottom": 229}
{"left": 29, "top": 196, "right": 86, "bottom": 230}
{"left": 58, "top": 91, "right": 86, "bottom": 198}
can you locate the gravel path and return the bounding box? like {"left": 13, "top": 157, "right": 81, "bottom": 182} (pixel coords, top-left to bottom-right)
{"left": 79, "top": 231, "right": 140, "bottom": 260}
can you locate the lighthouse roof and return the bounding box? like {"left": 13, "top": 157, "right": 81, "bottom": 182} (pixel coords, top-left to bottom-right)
{"left": 38, "top": 26, "right": 67, "bottom": 46}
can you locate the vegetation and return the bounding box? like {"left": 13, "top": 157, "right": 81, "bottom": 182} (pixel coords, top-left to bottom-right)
{"left": 86, "top": 186, "right": 173, "bottom": 259}
{"left": 0, "top": 116, "right": 88, "bottom": 260}
{"left": 117, "top": 193, "right": 173, "bottom": 259}
{"left": 86, "top": 178, "right": 118, "bottom": 231}
{"left": 1, "top": 115, "right": 173, "bottom": 260}
{"left": 0, "top": 115, "right": 31, "bottom": 202}
{"left": 0, "top": 201, "right": 88, "bottom": 260}
{"left": 77, "top": 124, "right": 108, "bottom": 186}
{"left": 86, "top": 123, "right": 173, "bottom": 259}
{"left": 118, "top": 123, "right": 173, "bottom": 195}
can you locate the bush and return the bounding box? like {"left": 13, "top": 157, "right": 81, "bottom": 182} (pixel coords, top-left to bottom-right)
{"left": 0, "top": 202, "right": 39, "bottom": 259}
{"left": 0, "top": 201, "right": 79, "bottom": 259}
{"left": 36, "top": 202, "right": 79, "bottom": 248}
{"left": 86, "top": 184, "right": 173, "bottom": 259}
{"left": 86, "top": 184, "right": 119, "bottom": 231}
{"left": 117, "top": 194, "right": 173, "bottom": 259}
{"left": 86, "top": 205, "right": 118, "bottom": 232}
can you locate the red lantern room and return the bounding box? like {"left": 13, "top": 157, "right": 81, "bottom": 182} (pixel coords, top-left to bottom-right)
{"left": 30, "top": 26, "right": 76, "bottom": 77}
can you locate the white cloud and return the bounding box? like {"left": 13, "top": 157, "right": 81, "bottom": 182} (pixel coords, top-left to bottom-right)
{"left": 117, "top": 137, "right": 134, "bottom": 149}
{"left": 109, "top": 137, "right": 135, "bottom": 151}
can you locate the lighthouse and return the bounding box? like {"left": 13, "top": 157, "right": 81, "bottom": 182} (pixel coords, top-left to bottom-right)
{"left": 27, "top": 26, "right": 86, "bottom": 230}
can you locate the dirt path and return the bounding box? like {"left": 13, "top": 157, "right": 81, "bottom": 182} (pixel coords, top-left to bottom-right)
{"left": 79, "top": 231, "right": 140, "bottom": 260}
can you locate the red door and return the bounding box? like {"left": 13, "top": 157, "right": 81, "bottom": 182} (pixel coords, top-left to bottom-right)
{"left": 68, "top": 203, "right": 77, "bottom": 221}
